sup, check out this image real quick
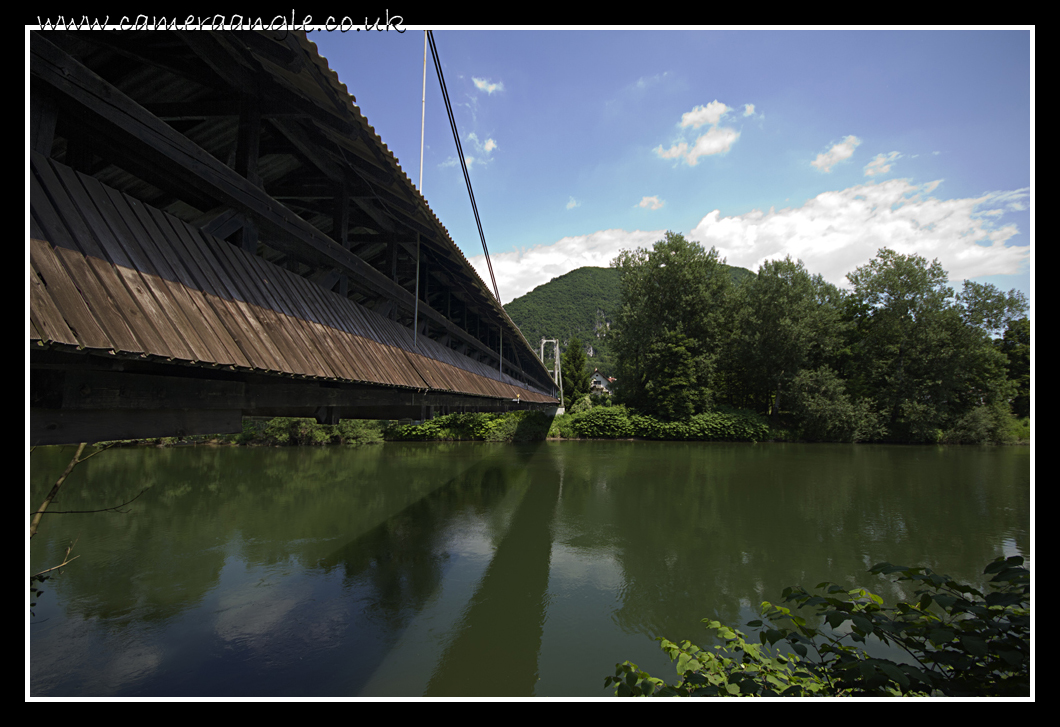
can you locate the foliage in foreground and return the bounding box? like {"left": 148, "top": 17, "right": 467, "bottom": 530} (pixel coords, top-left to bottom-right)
{"left": 606, "top": 556, "right": 1029, "bottom": 697}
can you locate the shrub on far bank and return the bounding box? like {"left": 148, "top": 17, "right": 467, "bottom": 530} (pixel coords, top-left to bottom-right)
{"left": 385, "top": 410, "right": 552, "bottom": 443}
{"left": 234, "top": 417, "right": 385, "bottom": 446}
{"left": 548, "top": 404, "right": 770, "bottom": 442}
{"left": 941, "top": 403, "right": 1023, "bottom": 445}
{"left": 337, "top": 419, "right": 385, "bottom": 445}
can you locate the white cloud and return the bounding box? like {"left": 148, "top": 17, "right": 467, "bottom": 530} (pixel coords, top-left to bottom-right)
{"left": 634, "top": 72, "right": 669, "bottom": 89}
{"left": 656, "top": 101, "right": 740, "bottom": 166}
{"left": 685, "top": 127, "right": 740, "bottom": 164}
{"left": 467, "top": 132, "right": 497, "bottom": 157}
{"left": 864, "top": 151, "right": 901, "bottom": 177}
{"left": 472, "top": 181, "right": 1029, "bottom": 305}
{"left": 743, "top": 104, "right": 755, "bottom": 117}
{"left": 444, "top": 133, "right": 497, "bottom": 168}
{"left": 680, "top": 100, "right": 730, "bottom": 129}
{"left": 656, "top": 127, "right": 740, "bottom": 166}
{"left": 470, "top": 229, "right": 666, "bottom": 303}
{"left": 473, "top": 77, "right": 504, "bottom": 94}
{"left": 655, "top": 141, "right": 689, "bottom": 161}
{"left": 638, "top": 196, "right": 664, "bottom": 210}
{"left": 983, "top": 187, "right": 1029, "bottom": 212}
{"left": 811, "top": 135, "right": 862, "bottom": 172}
{"left": 686, "top": 178, "right": 1029, "bottom": 287}
{"left": 566, "top": 196, "right": 581, "bottom": 210}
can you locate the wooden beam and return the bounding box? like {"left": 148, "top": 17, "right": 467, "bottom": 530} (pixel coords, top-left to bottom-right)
{"left": 30, "top": 87, "right": 58, "bottom": 156}
{"left": 235, "top": 95, "right": 262, "bottom": 187}
{"left": 30, "top": 407, "right": 243, "bottom": 446}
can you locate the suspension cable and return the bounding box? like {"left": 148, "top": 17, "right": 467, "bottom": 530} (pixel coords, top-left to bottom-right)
{"left": 426, "top": 30, "right": 501, "bottom": 303}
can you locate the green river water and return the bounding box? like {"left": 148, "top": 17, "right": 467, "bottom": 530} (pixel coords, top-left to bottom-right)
{"left": 28, "top": 440, "right": 1030, "bottom": 697}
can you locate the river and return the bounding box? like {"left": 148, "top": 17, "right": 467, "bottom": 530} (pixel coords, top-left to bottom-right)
{"left": 28, "top": 440, "right": 1030, "bottom": 697}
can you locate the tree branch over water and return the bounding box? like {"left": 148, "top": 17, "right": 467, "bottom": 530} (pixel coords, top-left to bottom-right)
{"left": 32, "top": 489, "right": 147, "bottom": 516}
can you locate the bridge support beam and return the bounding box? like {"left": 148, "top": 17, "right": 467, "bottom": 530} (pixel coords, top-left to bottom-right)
{"left": 30, "top": 351, "right": 555, "bottom": 446}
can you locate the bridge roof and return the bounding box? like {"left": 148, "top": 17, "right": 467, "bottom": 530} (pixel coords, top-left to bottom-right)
{"left": 30, "top": 29, "right": 558, "bottom": 418}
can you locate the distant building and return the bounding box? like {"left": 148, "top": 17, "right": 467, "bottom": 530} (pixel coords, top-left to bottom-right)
{"left": 590, "top": 369, "right": 615, "bottom": 395}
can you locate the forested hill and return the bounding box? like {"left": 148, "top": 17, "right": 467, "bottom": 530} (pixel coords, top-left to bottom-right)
{"left": 504, "top": 264, "right": 753, "bottom": 375}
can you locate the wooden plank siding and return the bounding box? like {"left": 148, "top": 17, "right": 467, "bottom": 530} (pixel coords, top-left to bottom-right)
{"left": 31, "top": 155, "right": 555, "bottom": 404}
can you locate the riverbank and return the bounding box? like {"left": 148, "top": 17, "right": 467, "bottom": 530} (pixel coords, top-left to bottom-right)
{"left": 87, "top": 405, "right": 1028, "bottom": 449}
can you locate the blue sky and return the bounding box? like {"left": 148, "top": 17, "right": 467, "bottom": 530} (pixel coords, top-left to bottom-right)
{"left": 309, "top": 28, "right": 1032, "bottom": 309}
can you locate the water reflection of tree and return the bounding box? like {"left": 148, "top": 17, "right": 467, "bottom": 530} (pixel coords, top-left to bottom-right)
{"left": 571, "top": 443, "right": 1029, "bottom": 646}
{"left": 27, "top": 444, "right": 517, "bottom": 626}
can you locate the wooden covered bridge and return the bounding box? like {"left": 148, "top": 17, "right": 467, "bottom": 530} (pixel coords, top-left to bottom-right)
{"left": 29, "top": 29, "right": 559, "bottom": 446}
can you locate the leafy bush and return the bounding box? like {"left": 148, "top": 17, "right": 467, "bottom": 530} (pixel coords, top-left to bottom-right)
{"left": 548, "top": 405, "right": 769, "bottom": 442}
{"left": 1005, "top": 416, "right": 1030, "bottom": 443}
{"left": 605, "top": 556, "right": 1029, "bottom": 697}
{"left": 571, "top": 406, "right": 634, "bottom": 438}
{"left": 385, "top": 411, "right": 552, "bottom": 443}
{"left": 941, "top": 403, "right": 1020, "bottom": 445}
{"left": 234, "top": 418, "right": 263, "bottom": 444}
{"left": 259, "top": 417, "right": 342, "bottom": 446}
{"left": 569, "top": 394, "right": 594, "bottom": 415}
{"left": 589, "top": 393, "right": 613, "bottom": 408}
{"left": 262, "top": 417, "right": 294, "bottom": 445}
{"left": 548, "top": 411, "right": 577, "bottom": 439}
{"left": 337, "top": 419, "right": 385, "bottom": 446}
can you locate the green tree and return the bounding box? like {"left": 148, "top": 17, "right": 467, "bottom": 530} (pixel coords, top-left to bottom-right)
{"left": 641, "top": 330, "right": 712, "bottom": 420}
{"left": 995, "top": 317, "right": 1030, "bottom": 419}
{"left": 789, "top": 366, "right": 884, "bottom": 442}
{"left": 729, "top": 257, "right": 843, "bottom": 424}
{"left": 611, "top": 231, "right": 731, "bottom": 419}
{"left": 845, "top": 249, "right": 1013, "bottom": 441}
{"left": 957, "top": 281, "right": 1028, "bottom": 340}
{"left": 561, "top": 336, "right": 591, "bottom": 408}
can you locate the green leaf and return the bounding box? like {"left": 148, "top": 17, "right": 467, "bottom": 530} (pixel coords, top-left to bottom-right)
{"left": 877, "top": 662, "right": 910, "bottom": 689}
{"left": 933, "top": 593, "right": 957, "bottom": 608}
{"left": 960, "top": 635, "right": 989, "bottom": 656}
{"left": 998, "top": 649, "right": 1025, "bottom": 666}
{"left": 985, "top": 591, "right": 1023, "bottom": 607}
{"left": 851, "top": 614, "right": 873, "bottom": 634}
{"left": 676, "top": 653, "right": 702, "bottom": 675}
{"left": 825, "top": 611, "right": 848, "bottom": 628}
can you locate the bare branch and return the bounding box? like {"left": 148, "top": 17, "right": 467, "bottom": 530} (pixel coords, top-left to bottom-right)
{"left": 32, "top": 555, "right": 81, "bottom": 578}
{"left": 33, "top": 489, "right": 147, "bottom": 515}
{"left": 30, "top": 443, "right": 86, "bottom": 538}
